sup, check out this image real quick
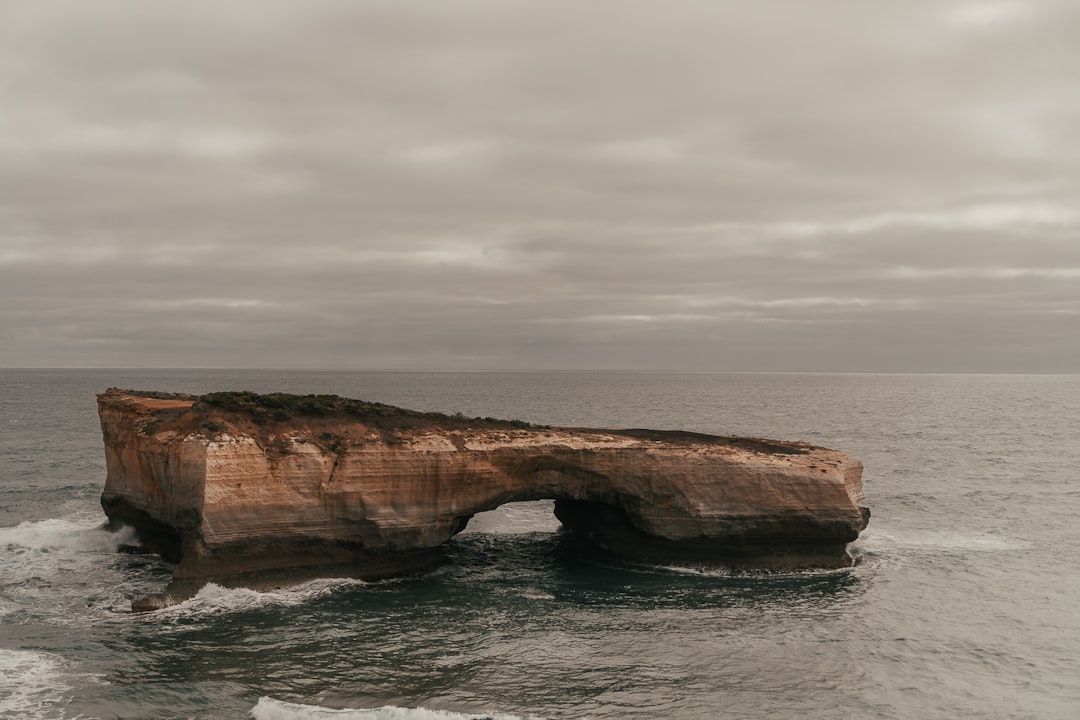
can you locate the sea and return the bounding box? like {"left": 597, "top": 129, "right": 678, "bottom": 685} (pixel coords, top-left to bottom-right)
{"left": 1, "top": 369, "right": 1078, "bottom": 720}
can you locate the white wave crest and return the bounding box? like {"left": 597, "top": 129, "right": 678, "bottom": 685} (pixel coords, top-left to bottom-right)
{"left": 519, "top": 590, "right": 555, "bottom": 601}
{"left": 0, "top": 516, "right": 136, "bottom": 553}
{"left": 652, "top": 563, "right": 855, "bottom": 579}
{"left": 252, "top": 697, "right": 535, "bottom": 720}
{"left": 158, "top": 578, "right": 369, "bottom": 618}
{"left": 0, "top": 515, "right": 147, "bottom": 622}
{"left": 653, "top": 564, "right": 735, "bottom": 577}
{"left": 0, "top": 649, "right": 72, "bottom": 719}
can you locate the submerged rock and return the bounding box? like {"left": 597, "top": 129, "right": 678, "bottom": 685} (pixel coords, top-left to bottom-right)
{"left": 97, "top": 388, "right": 870, "bottom": 610}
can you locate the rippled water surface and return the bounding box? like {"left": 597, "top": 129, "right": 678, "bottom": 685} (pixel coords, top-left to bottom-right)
{"left": 2, "top": 370, "right": 1079, "bottom": 719}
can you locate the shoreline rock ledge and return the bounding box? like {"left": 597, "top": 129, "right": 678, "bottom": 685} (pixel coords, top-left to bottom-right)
{"left": 98, "top": 388, "right": 870, "bottom": 611}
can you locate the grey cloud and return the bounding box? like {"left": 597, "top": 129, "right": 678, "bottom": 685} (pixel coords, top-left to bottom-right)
{"left": 1, "top": 1, "right": 1078, "bottom": 371}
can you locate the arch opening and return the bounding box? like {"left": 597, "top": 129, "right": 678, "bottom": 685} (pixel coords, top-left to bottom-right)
{"left": 448, "top": 497, "right": 687, "bottom": 570}
{"left": 455, "top": 500, "right": 560, "bottom": 535}
{"left": 449, "top": 495, "right": 653, "bottom": 557}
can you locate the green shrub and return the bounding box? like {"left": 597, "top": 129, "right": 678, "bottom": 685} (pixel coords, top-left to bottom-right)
{"left": 202, "top": 420, "right": 225, "bottom": 434}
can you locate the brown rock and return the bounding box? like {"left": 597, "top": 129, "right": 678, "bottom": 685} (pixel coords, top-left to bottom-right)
{"left": 98, "top": 388, "right": 869, "bottom": 610}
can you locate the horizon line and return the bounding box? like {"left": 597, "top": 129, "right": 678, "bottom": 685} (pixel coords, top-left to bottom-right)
{"left": 2, "top": 366, "right": 1078, "bottom": 377}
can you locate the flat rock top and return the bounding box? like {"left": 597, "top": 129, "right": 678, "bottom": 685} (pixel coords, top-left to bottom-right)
{"left": 99, "top": 388, "right": 835, "bottom": 465}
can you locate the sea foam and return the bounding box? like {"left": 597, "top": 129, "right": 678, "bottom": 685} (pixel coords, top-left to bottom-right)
{"left": 0, "top": 515, "right": 143, "bottom": 621}
{"left": 155, "top": 578, "right": 371, "bottom": 619}
{"left": 0, "top": 516, "right": 135, "bottom": 554}
{"left": 251, "top": 697, "right": 534, "bottom": 720}
{"left": 0, "top": 649, "right": 72, "bottom": 719}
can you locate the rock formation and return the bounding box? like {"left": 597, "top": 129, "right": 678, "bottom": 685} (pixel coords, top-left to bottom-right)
{"left": 98, "top": 389, "right": 870, "bottom": 610}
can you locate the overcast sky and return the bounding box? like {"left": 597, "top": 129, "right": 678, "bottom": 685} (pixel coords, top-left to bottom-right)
{"left": 2, "top": 1, "right": 1078, "bottom": 372}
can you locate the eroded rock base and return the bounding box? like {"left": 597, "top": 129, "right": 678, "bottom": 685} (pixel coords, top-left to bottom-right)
{"left": 554, "top": 499, "right": 866, "bottom": 570}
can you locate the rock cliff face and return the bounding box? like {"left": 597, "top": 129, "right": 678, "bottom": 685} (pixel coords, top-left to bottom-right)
{"left": 98, "top": 389, "right": 870, "bottom": 610}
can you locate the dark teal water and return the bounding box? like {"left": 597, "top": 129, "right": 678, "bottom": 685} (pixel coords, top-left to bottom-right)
{"left": 2, "top": 370, "right": 1079, "bottom": 719}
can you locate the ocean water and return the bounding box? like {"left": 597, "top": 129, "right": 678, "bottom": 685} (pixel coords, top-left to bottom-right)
{"left": 1, "top": 369, "right": 1078, "bottom": 720}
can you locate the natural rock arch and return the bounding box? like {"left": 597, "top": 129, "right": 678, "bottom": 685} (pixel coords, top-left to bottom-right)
{"left": 97, "top": 389, "right": 869, "bottom": 610}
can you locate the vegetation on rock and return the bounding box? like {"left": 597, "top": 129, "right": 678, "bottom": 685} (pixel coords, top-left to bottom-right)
{"left": 192, "top": 391, "right": 536, "bottom": 431}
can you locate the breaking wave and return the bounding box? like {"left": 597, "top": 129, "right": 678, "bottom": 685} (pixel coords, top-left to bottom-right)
{"left": 0, "top": 515, "right": 135, "bottom": 554}
{"left": 0, "top": 515, "right": 142, "bottom": 620}
{"left": 252, "top": 697, "right": 537, "bottom": 720}
{"left": 155, "top": 578, "right": 372, "bottom": 619}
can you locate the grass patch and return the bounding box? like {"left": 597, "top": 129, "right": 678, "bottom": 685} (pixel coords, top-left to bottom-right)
{"left": 193, "top": 391, "right": 539, "bottom": 432}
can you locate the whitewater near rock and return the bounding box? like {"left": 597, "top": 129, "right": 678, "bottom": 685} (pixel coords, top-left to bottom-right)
{"left": 97, "top": 388, "right": 870, "bottom": 610}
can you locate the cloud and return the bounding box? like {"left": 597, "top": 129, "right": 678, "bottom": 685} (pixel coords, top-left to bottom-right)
{"left": 760, "top": 202, "right": 1079, "bottom": 237}
{"left": 1, "top": 1, "right": 1078, "bottom": 371}
{"left": 883, "top": 267, "right": 1080, "bottom": 281}
{"left": 1, "top": 121, "right": 276, "bottom": 160}
{"left": 944, "top": 2, "right": 1032, "bottom": 29}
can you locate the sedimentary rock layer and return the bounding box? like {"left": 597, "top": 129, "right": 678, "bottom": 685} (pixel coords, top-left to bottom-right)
{"left": 98, "top": 389, "right": 870, "bottom": 610}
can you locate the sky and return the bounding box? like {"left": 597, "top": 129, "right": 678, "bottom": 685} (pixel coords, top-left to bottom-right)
{"left": 1, "top": 1, "right": 1078, "bottom": 372}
